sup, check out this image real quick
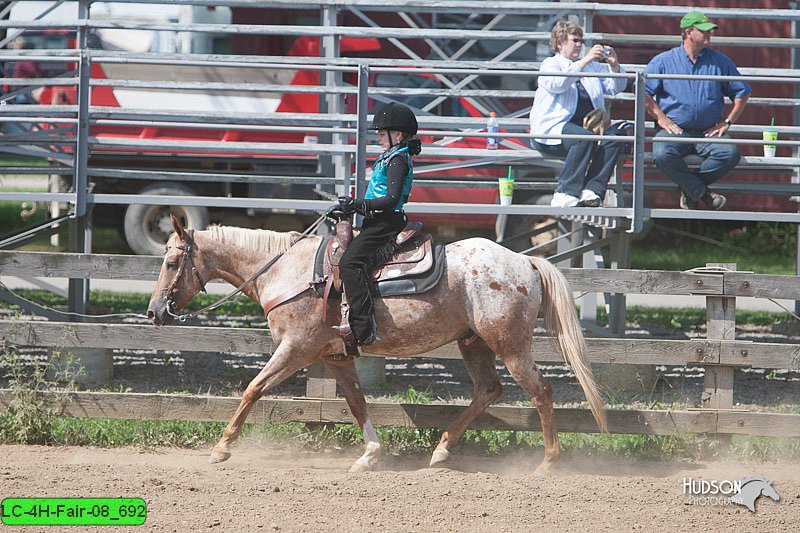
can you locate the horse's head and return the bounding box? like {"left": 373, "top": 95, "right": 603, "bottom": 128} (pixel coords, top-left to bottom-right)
{"left": 147, "top": 216, "right": 208, "bottom": 326}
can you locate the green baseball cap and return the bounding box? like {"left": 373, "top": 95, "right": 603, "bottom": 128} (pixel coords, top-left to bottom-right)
{"left": 680, "top": 11, "right": 718, "bottom": 31}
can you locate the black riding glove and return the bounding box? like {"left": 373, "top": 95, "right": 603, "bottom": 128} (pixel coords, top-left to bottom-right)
{"left": 337, "top": 196, "right": 368, "bottom": 216}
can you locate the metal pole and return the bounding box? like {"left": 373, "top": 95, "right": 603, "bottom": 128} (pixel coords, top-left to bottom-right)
{"left": 354, "top": 64, "right": 369, "bottom": 200}
{"left": 317, "top": 7, "right": 337, "bottom": 182}
{"left": 629, "top": 70, "right": 646, "bottom": 234}
{"left": 792, "top": 1, "right": 800, "bottom": 316}
{"left": 68, "top": 0, "right": 92, "bottom": 317}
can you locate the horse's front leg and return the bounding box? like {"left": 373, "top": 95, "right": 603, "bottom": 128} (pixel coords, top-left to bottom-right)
{"left": 322, "top": 356, "right": 381, "bottom": 473}
{"left": 210, "top": 341, "right": 319, "bottom": 464}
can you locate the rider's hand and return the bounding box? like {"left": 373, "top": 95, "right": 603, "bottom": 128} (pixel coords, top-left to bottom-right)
{"left": 338, "top": 195, "right": 356, "bottom": 214}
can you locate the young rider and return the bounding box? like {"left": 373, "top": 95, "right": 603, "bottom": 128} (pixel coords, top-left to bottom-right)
{"left": 337, "top": 102, "right": 422, "bottom": 347}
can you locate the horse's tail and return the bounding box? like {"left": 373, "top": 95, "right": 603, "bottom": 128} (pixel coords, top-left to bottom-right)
{"left": 528, "top": 256, "right": 608, "bottom": 433}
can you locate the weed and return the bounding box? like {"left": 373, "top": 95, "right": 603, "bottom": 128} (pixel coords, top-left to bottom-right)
{"left": 393, "top": 384, "right": 433, "bottom": 404}
{"left": 0, "top": 319, "right": 83, "bottom": 444}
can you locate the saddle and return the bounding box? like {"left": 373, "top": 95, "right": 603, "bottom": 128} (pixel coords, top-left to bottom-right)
{"left": 323, "top": 218, "right": 432, "bottom": 296}
{"left": 320, "top": 217, "right": 430, "bottom": 351}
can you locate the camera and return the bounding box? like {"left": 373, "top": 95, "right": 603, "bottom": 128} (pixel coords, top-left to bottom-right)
{"left": 602, "top": 47, "right": 612, "bottom": 58}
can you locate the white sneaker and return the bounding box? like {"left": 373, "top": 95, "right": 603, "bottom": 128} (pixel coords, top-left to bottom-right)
{"left": 579, "top": 189, "right": 602, "bottom": 207}
{"left": 550, "top": 192, "right": 580, "bottom": 208}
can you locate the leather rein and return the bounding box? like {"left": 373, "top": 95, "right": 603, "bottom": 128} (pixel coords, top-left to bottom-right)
{"left": 164, "top": 212, "right": 329, "bottom": 322}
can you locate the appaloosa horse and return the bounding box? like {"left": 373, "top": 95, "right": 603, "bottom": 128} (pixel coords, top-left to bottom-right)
{"left": 147, "top": 217, "right": 607, "bottom": 472}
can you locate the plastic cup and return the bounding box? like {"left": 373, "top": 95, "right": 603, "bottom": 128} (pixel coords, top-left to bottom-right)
{"left": 763, "top": 130, "right": 778, "bottom": 157}
{"left": 498, "top": 177, "right": 514, "bottom": 206}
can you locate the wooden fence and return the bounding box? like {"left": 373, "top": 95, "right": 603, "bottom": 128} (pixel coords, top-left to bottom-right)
{"left": 1, "top": 250, "right": 799, "bottom": 439}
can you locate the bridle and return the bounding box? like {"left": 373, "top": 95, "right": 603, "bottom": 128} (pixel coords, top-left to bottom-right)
{"left": 164, "top": 229, "right": 207, "bottom": 318}
{"left": 161, "top": 211, "right": 331, "bottom": 322}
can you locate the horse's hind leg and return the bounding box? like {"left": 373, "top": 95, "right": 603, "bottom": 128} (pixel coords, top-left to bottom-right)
{"left": 502, "top": 355, "right": 560, "bottom": 472}
{"left": 210, "top": 342, "right": 319, "bottom": 464}
{"left": 321, "top": 357, "right": 381, "bottom": 473}
{"left": 430, "top": 337, "right": 502, "bottom": 467}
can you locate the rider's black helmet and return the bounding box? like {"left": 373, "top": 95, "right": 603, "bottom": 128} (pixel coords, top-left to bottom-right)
{"left": 370, "top": 102, "right": 418, "bottom": 136}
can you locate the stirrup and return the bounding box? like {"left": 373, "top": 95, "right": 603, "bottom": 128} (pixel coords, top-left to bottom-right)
{"left": 343, "top": 339, "right": 360, "bottom": 357}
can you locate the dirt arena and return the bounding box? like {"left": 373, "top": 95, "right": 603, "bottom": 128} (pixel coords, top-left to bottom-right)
{"left": 2, "top": 443, "right": 798, "bottom": 532}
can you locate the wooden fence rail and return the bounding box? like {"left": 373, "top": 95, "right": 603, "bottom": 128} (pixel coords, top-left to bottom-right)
{"left": 1, "top": 250, "right": 799, "bottom": 440}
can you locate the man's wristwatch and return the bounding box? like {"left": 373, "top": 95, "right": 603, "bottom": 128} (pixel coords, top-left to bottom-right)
{"left": 723, "top": 118, "right": 733, "bottom": 126}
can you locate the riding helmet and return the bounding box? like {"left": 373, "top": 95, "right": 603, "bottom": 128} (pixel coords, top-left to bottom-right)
{"left": 370, "top": 102, "right": 418, "bottom": 136}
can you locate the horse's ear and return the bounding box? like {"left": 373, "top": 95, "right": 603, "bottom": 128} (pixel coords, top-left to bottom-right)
{"left": 171, "top": 215, "right": 186, "bottom": 240}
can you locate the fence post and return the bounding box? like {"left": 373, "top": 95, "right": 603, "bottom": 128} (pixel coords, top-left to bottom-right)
{"left": 702, "top": 263, "right": 736, "bottom": 443}
{"left": 306, "top": 362, "right": 337, "bottom": 399}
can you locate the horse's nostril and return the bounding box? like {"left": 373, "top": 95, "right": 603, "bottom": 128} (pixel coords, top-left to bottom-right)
{"left": 147, "top": 310, "right": 155, "bottom": 320}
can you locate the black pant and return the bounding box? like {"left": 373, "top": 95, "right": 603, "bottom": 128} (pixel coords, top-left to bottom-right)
{"left": 339, "top": 211, "right": 406, "bottom": 343}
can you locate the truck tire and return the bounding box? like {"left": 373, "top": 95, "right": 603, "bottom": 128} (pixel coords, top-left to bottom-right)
{"left": 123, "top": 183, "right": 209, "bottom": 256}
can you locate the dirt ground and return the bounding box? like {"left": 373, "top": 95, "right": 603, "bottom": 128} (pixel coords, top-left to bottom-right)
{"left": 1, "top": 444, "right": 799, "bottom": 532}
{"left": 2, "top": 313, "right": 800, "bottom": 531}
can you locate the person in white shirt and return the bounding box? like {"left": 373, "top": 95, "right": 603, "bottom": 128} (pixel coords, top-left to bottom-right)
{"left": 530, "top": 20, "right": 628, "bottom": 208}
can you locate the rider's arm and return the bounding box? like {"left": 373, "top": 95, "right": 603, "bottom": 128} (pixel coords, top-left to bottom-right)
{"left": 363, "top": 156, "right": 409, "bottom": 213}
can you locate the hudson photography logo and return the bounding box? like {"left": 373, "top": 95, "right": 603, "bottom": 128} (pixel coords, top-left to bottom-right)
{"left": 682, "top": 475, "right": 780, "bottom": 512}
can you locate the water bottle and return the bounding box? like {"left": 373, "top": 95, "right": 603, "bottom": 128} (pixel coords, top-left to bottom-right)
{"left": 486, "top": 112, "right": 499, "bottom": 150}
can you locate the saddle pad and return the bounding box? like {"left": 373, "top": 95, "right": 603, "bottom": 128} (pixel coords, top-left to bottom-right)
{"left": 313, "top": 236, "right": 446, "bottom": 299}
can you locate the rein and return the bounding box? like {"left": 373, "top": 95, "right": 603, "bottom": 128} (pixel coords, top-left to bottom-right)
{"left": 165, "top": 211, "right": 329, "bottom": 322}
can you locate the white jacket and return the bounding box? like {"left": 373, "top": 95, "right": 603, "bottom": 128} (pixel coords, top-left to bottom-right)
{"left": 529, "top": 54, "right": 627, "bottom": 145}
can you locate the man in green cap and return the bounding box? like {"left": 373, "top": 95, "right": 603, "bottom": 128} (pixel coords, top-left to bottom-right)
{"left": 644, "top": 11, "right": 751, "bottom": 210}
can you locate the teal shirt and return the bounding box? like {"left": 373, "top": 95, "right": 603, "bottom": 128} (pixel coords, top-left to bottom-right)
{"left": 365, "top": 145, "right": 414, "bottom": 212}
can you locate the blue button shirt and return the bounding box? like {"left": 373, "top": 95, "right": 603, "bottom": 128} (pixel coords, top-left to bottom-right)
{"left": 645, "top": 46, "right": 751, "bottom": 131}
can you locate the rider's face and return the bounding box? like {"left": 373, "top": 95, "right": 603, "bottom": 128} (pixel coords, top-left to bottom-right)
{"left": 377, "top": 129, "right": 402, "bottom": 151}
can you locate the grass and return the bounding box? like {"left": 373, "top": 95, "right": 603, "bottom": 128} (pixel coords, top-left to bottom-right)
{"left": 4, "top": 415, "right": 800, "bottom": 464}
{"left": 629, "top": 221, "right": 797, "bottom": 275}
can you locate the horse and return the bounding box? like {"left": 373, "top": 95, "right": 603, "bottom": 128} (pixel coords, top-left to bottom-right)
{"left": 147, "top": 217, "right": 607, "bottom": 473}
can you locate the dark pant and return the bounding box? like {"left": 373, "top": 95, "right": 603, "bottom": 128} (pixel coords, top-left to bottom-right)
{"left": 652, "top": 129, "right": 740, "bottom": 201}
{"left": 339, "top": 211, "right": 406, "bottom": 343}
{"left": 532, "top": 121, "right": 622, "bottom": 198}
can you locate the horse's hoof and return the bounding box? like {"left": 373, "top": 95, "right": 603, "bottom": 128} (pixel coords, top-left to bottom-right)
{"left": 533, "top": 460, "right": 559, "bottom": 476}
{"left": 209, "top": 447, "right": 231, "bottom": 464}
{"left": 348, "top": 460, "right": 371, "bottom": 473}
{"left": 429, "top": 448, "right": 450, "bottom": 466}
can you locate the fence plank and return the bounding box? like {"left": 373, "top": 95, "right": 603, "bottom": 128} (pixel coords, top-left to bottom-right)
{"left": 716, "top": 411, "right": 800, "bottom": 437}
{"left": 0, "top": 320, "right": 279, "bottom": 354}
{"left": 4, "top": 251, "right": 796, "bottom": 298}
{"left": 562, "top": 268, "right": 723, "bottom": 295}
{"left": 0, "top": 390, "right": 728, "bottom": 435}
{"left": 0, "top": 251, "right": 162, "bottom": 280}
{"left": 7, "top": 320, "right": 800, "bottom": 368}
{"left": 720, "top": 341, "right": 800, "bottom": 369}
{"left": 723, "top": 272, "right": 800, "bottom": 300}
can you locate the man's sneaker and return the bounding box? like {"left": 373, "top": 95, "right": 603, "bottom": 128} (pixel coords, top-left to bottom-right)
{"left": 550, "top": 192, "right": 580, "bottom": 208}
{"left": 679, "top": 191, "right": 699, "bottom": 210}
{"left": 702, "top": 192, "right": 727, "bottom": 210}
{"left": 579, "top": 189, "right": 602, "bottom": 207}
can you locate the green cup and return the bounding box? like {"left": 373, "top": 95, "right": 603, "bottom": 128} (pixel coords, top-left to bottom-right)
{"left": 498, "top": 177, "right": 514, "bottom": 205}
{"left": 763, "top": 129, "right": 778, "bottom": 157}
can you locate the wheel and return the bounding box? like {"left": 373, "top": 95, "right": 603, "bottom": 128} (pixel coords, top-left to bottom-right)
{"left": 123, "top": 183, "right": 209, "bottom": 255}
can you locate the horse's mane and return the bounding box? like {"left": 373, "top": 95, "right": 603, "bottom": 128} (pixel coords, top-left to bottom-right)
{"left": 205, "top": 225, "right": 302, "bottom": 255}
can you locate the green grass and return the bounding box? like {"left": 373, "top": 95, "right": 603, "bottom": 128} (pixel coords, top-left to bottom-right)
{"left": 630, "top": 221, "right": 797, "bottom": 275}
{"left": 0, "top": 155, "right": 50, "bottom": 167}
{"left": 4, "top": 416, "right": 799, "bottom": 464}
